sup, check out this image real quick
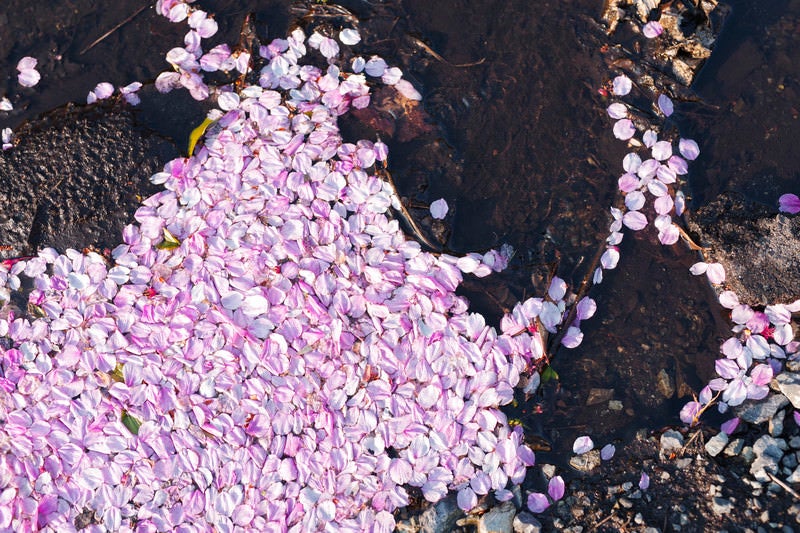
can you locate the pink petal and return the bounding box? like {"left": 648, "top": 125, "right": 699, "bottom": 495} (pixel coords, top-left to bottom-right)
{"left": 548, "top": 476, "right": 565, "bottom": 501}
{"left": 18, "top": 69, "right": 41, "bottom": 88}
{"left": 642, "top": 21, "right": 664, "bottom": 38}
{"left": 706, "top": 263, "right": 726, "bottom": 284}
{"left": 527, "top": 492, "right": 550, "bottom": 513}
{"left": 622, "top": 210, "right": 648, "bottom": 230}
{"left": 612, "top": 75, "right": 632, "bottom": 96}
{"left": 679, "top": 138, "right": 700, "bottom": 160}
{"left": 457, "top": 487, "right": 477, "bottom": 511}
{"left": 750, "top": 364, "right": 773, "bottom": 387}
{"left": 573, "top": 435, "right": 594, "bottom": 454}
{"left": 339, "top": 28, "right": 361, "bottom": 45}
{"left": 680, "top": 401, "right": 702, "bottom": 425}
{"left": 613, "top": 119, "right": 636, "bottom": 140}
{"left": 600, "top": 444, "right": 616, "bottom": 460}
{"left": 658, "top": 224, "right": 680, "bottom": 245}
{"left": 607, "top": 103, "right": 628, "bottom": 119}
{"left": 651, "top": 140, "right": 673, "bottom": 161}
{"left": 779, "top": 193, "right": 800, "bottom": 214}
{"left": 430, "top": 198, "right": 449, "bottom": 219}
{"left": 720, "top": 417, "right": 740, "bottom": 435}
{"left": 657, "top": 94, "right": 674, "bottom": 116}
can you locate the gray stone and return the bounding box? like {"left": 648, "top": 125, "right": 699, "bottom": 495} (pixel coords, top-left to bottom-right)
{"left": 608, "top": 400, "right": 624, "bottom": 411}
{"left": 753, "top": 435, "right": 788, "bottom": 459}
{"left": 784, "top": 452, "right": 799, "bottom": 469}
{"left": 776, "top": 373, "right": 800, "bottom": 409}
{"left": 585, "top": 388, "right": 614, "bottom": 406}
{"left": 724, "top": 438, "right": 745, "bottom": 457}
{"left": 712, "top": 497, "right": 733, "bottom": 515}
{"left": 735, "top": 394, "right": 790, "bottom": 424}
{"left": 788, "top": 465, "right": 800, "bottom": 484}
{"left": 790, "top": 436, "right": 800, "bottom": 449}
{"left": 660, "top": 430, "right": 684, "bottom": 452}
{"left": 742, "top": 446, "right": 756, "bottom": 463}
{"left": 569, "top": 450, "right": 601, "bottom": 472}
{"left": 479, "top": 502, "right": 515, "bottom": 533}
{"left": 513, "top": 512, "right": 542, "bottom": 533}
{"left": 705, "top": 432, "right": 729, "bottom": 457}
{"left": 770, "top": 409, "right": 786, "bottom": 437}
{"left": 656, "top": 369, "right": 675, "bottom": 398}
{"left": 686, "top": 193, "right": 800, "bottom": 305}
{"left": 751, "top": 454, "right": 781, "bottom": 482}
{"left": 540, "top": 464, "right": 557, "bottom": 479}
{"left": 0, "top": 102, "right": 182, "bottom": 262}
{"left": 419, "top": 494, "right": 463, "bottom": 533}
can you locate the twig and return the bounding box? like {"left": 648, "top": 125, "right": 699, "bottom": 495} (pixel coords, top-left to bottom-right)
{"left": 376, "top": 167, "right": 440, "bottom": 251}
{"left": 766, "top": 471, "right": 800, "bottom": 500}
{"left": 548, "top": 237, "right": 606, "bottom": 352}
{"left": 408, "top": 36, "right": 486, "bottom": 68}
{"left": 680, "top": 428, "right": 704, "bottom": 455}
{"left": 590, "top": 512, "right": 616, "bottom": 531}
{"left": 79, "top": 5, "right": 148, "bottom": 55}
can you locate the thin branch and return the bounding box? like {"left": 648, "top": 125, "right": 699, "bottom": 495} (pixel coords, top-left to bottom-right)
{"left": 79, "top": 5, "right": 148, "bottom": 56}
{"left": 766, "top": 472, "right": 800, "bottom": 500}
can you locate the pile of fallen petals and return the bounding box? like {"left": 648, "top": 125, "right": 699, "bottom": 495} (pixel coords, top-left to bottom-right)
{"left": 0, "top": 2, "right": 605, "bottom": 530}
{"left": 601, "top": 72, "right": 800, "bottom": 429}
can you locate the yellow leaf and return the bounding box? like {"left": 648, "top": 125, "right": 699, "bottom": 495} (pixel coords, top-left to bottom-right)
{"left": 187, "top": 117, "right": 216, "bottom": 156}
{"left": 156, "top": 227, "right": 181, "bottom": 250}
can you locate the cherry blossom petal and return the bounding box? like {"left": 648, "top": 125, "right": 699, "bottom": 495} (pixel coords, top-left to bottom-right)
{"left": 657, "top": 94, "right": 673, "bottom": 116}
{"left": 612, "top": 75, "right": 632, "bottom": 96}
{"left": 779, "top": 193, "right": 800, "bottom": 214}
{"left": 430, "top": 198, "right": 449, "bottom": 219}
{"left": 527, "top": 492, "right": 550, "bottom": 513}
{"left": 600, "top": 444, "right": 616, "bottom": 460}
{"left": 678, "top": 138, "right": 700, "bottom": 160}
{"left": 573, "top": 435, "right": 594, "bottom": 454}
{"left": 622, "top": 211, "right": 648, "bottom": 230}
{"left": 613, "top": 119, "right": 636, "bottom": 140}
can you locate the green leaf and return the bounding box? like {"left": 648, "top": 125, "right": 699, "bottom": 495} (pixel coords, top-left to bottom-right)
{"left": 110, "top": 363, "right": 125, "bottom": 383}
{"left": 121, "top": 411, "right": 141, "bottom": 435}
{"left": 27, "top": 302, "right": 46, "bottom": 318}
{"left": 156, "top": 228, "right": 181, "bottom": 250}
{"left": 541, "top": 365, "right": 559, "bottom": 383}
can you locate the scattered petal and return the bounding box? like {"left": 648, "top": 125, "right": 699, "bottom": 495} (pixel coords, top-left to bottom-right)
{"left": 779, "top": 193, "right": 800, "bottom": 214}
{"left": 573, "top": 436, "right": 594, "bottom": 455}
{"left": 527, "top": 492, "right": 550, "bottom": 513}
{"left": 657, "top": 94, "right": 674, "bottom": 116}
{"left": 430, "top": 198, "right": 449, "bottom": 219}
{"left": 612, "top": 75, "right": 632, "bottom": 96}
{"left": 600, "top": 444, "right": 616, "bottom": 460}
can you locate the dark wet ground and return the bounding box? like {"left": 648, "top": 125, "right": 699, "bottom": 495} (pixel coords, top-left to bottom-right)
{"left": 0, "top": 0, "right": 798, "bottom": 515}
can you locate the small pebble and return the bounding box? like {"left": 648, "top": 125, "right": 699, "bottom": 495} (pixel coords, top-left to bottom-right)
{"left": 706, "top": 432, "right": 729, "bottom": 457}
{"left": 712, "top": 497, "right": 733, "bottom": 515}
{"left": 540, "top": 464, "right": 557, "bottom": 478}
{"left": 725, "top": 438, "right": 745, "bottom": 457}
{"left": 660, "top": 429, "right": 684, "bottom": 452}
{"left": 609, "top": 400, "right": 624, "bottom": 411}
{"left": 513, "top": 512, "right": 542, "bottom": 533}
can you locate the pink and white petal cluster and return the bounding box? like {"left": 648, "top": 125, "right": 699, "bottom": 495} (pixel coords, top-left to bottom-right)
{"left": 0, "top": 22, "right": 542, "bottom": 531}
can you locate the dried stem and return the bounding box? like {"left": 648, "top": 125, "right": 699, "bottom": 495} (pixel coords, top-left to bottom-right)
{"left": 79, "top": 5, "right": 148, "bottom": 55}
